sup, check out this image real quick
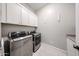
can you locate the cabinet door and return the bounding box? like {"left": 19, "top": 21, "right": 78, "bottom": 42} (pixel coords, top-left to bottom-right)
{"left": 29, "top": 12, "right": 35, "bottom": 26}
{"left": 0, "top": 3, "right": 6, "bottom": 23}
{"left": 21, "top": 8, "right": 29, "bottom": 25}
{"left": 7, "top": 3, "right": 21, "bottom": 24}
{"left": 67, "top": 39, "right": 77, "bottom": 56}
{"left": 29, "top": 11, "right": 38, "bottom": 27}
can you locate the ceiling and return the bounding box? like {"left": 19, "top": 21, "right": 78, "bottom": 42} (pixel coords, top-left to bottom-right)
{"left": 27, "top": 3, "right": 48, "bottom": 11}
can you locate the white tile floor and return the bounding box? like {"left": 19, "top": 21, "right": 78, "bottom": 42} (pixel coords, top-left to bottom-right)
{"left": 33, "top": 43, "right": 67, "bottom": 56}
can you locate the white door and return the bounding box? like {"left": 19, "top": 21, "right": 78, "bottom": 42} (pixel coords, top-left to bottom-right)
{"left": 21, "top": 8, "right": 29, "bottom": 25}
{"left": 7, "top": 3, "right": 21, "bottom": 24}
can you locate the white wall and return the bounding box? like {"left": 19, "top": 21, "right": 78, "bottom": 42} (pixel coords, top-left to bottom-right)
{"left": 76, "top": 4, "right": 79, "bottom": 44}
{"left": 1, "top": 23, "right": 36, "bottom": 37}
{"left": 36, "top": 3, "right": 75, "bottom": 50}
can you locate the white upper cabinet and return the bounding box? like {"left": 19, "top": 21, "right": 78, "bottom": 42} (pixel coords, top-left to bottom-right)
{"left": 21, "top": 6, "right": 38, "bottom": 27}
{"left": 0, "top": 3, "right": 6, "bottom": 23}
{"left": 21, "top": 8, "right": 29, "bottom": 25}
{"left": 29, "top": 11, "right": 38, "bottom": 27}
{"left": 0, "top": 3, "right": 38, "bottom": 27}
{"left": 6, "top": 3, "right": 21, "bottom": 24}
